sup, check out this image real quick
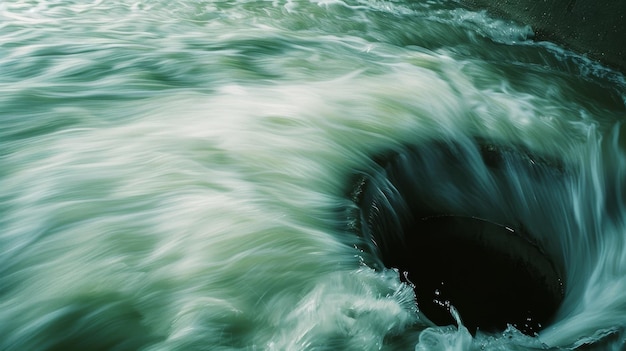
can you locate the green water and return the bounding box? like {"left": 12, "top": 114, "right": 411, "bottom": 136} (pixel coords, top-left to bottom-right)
{"left": 1, "top": 0, "right": 625, "bottom": 350}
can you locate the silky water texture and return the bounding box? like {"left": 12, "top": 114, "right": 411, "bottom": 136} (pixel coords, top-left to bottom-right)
{"left": 1, "top": 0, "right": 625, "bottom": 350}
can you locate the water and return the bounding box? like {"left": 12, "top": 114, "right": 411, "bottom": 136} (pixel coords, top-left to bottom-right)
{"left": 1, "top": 0, "right": 625, "bottom": 350}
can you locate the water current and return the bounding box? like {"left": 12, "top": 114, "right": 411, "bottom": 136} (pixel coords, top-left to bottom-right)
{"left": 1, "top": 0, "right": 626, "bottom": 350}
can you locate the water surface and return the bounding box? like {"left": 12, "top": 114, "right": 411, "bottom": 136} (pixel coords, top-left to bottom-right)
{"left": 1, "top": 0, "right": 625, "bottom": 350}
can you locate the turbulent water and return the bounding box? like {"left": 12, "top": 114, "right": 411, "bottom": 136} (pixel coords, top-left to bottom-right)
{"left": 1, "top": 0, "right": 626, "bottom": 350}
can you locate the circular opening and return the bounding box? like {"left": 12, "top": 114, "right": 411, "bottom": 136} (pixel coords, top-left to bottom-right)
{"left": 350, "top": 139, "right": 565, "bottom": 336}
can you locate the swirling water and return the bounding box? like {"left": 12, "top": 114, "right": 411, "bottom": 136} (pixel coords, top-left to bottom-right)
{"left": 1, "top": 0, "right": 625, "bottom": 350}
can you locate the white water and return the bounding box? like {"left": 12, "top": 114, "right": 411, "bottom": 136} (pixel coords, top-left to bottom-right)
{"left": 1, "top": 0, "right": 625, "bottom": 350}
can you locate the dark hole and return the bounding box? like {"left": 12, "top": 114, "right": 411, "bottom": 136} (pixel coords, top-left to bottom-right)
{"left": 349, "top": 139, "right": 565, "bottom": 336}
{"left": 399, "top": 215, "right": 561, "bottom": 335}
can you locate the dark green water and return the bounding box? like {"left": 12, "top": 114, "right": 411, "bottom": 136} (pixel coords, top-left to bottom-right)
{"left": 1, "top": 0, "right": 625, "bottom": 350}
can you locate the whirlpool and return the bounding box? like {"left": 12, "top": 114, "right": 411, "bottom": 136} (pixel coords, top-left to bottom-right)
{"left": 1, "top": 0, "right": 625, "bottom": 350}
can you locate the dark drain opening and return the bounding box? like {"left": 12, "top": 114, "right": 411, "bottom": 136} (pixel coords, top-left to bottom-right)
{"left": 349, "top": 139, "right": 565, "bottom": 336}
